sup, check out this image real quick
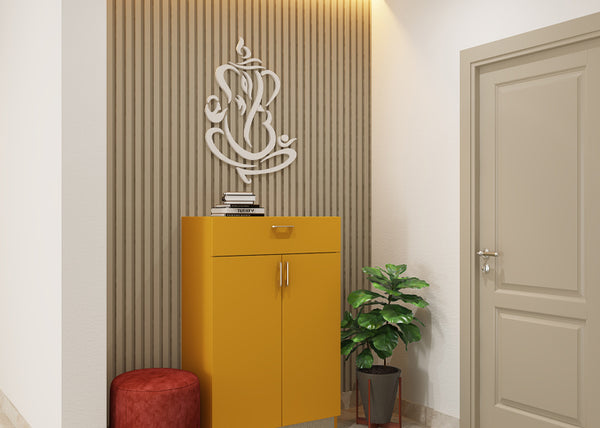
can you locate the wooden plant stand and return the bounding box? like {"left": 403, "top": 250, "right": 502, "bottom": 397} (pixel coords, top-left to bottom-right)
{"left": 355, "top": 377, "right": 402, "bottom": 428}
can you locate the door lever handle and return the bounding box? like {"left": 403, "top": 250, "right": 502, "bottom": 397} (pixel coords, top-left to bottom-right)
{"left": 477, "top": 249, "right": 498, "bottom": 274}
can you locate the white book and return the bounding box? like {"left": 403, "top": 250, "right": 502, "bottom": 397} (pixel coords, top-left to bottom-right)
{"left": 222, "top": 192, "right": 254, "bottom": 196}
{"left": 211, "top": 213, "right": 265, "bottom": 217}
{"left": 214, "top": 204, "right": 260, "bottom": 208}
{"left": 222, "top": 195, "right": 257, "bottom": 202}
{"left": 211, "top": 207, "right": 265, "bottom": 214}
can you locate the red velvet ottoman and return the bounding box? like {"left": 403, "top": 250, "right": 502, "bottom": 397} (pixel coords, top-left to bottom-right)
{"left": 110, "top": 368, "right": 200, "bottom": 427}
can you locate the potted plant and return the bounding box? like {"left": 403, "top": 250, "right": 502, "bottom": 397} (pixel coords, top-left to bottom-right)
{"left": 341, "top": 264, "right": 429, "bottom": 424}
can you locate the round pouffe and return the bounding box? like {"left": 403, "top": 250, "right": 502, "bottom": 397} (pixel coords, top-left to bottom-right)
{"left": 110, "top": 368, "right": 200, "bottom": 428}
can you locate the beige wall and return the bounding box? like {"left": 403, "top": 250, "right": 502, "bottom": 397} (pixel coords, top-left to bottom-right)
{"left": 0, "top": 1, "right": 62, "bottom": 426}
{"left": 108, "top": 0, "right": 371, "bottom": 392}
{"left": 62, "top": 0, "right": 107, "bottom": 426}
{"left": 0, "top": 0, "right": 107, "bottom": 426}
{"left": 372, "top": 0, "right": 600, "bottom": 420}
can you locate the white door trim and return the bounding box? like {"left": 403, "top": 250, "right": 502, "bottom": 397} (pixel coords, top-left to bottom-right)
{"left": 459, "top": 12, "right": 600, "bottom": 428}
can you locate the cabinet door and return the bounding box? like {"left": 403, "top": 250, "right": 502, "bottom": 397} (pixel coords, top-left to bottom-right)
{"left": 213, "top": 255, "right": 282, "bottom": 428}
{"left": 281, "top": 252, "right": 341, "bottom": 425}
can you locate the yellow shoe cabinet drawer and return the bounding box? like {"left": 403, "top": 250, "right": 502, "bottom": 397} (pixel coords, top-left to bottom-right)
{"left": 209, "top": 216, "right": 341, "bottom": 256}
{"left": 182, "top": 217, "right": 341, "bottom": 428}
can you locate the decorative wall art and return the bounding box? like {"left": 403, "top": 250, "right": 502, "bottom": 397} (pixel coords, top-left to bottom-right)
{"left": 205, "top": 38, "right": 298, "bottom": 184}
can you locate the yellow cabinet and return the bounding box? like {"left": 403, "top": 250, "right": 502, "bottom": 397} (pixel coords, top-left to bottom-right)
{"left": 182, "top": 217, "right": 341, "bottom": 428}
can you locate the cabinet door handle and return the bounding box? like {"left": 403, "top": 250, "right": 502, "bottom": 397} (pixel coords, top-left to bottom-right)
{"left": 279, "top": 262, "right": 283, "bottom": 287}
{"left": 286, "top": 262, "right": 290, "bottom": 287}
{"left": 272, "top": 225, "right": 295, "bottom": 229}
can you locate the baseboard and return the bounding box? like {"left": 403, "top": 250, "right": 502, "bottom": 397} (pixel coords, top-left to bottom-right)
{"left": 400, "top": 399, "right": 458, "bottom": 428}
{"left": 342, "top": 391, "right": 459, "bottom": 428}
{"left": 0, "top": 389, "right": 31, "bottom": 428}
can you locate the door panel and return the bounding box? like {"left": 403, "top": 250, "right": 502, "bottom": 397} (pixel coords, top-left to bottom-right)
{"left": 281, "top": 253, "right": 340, "bottom": 426}
{"left": 478, "top": 43, "right": 600, "bottom": 428}
{"left": 496, "top": 69, "right": 580, "bottom": 293}
{"left": 497, "top": 310, "right": 582, "bottom": 421}
{"left": 213, "top": 255, "right": 282, "bottom": 428}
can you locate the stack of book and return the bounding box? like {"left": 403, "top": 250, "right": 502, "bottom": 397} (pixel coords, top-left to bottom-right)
{"left": 211, "top": 192, "right": 265, "bottom": 217}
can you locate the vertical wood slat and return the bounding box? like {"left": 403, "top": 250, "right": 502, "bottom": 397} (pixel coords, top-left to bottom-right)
{"left": 315, "top": 0, "right": 322, "bottom": 216}
{"left": 282, "top": 1, "right": 290, "bottom": 215}
{"left": 108, "top": 0, "right": 370, "bottom": 395}
{"left": 151, "top": 0, "right": 161, "bottom": 369}
{"left": 114, "top": 0, "right": 125, "bottom": 378}
{"left": 134, "top": 0, "right": 144, "bottom": 370}
{"left": 142, "top": 0, "right": 152, "bottom": 368}
{"left": 274, "top": 0, "right": 282, "bottom": 215}
{"left": 124, "top": 0, "right": 135, "bottom": 373}
{"left": 348, "top": 0, "right": 357, "bottom": 392}
{"left": 160, "top": 0, "right": 169, "bottom": 367}
{"left": 296, "top": 0, "right": 305, "bottom": 216}
{"left": 363, "top": 0, "right": 373, "bottom": 385}
{"left": 107, "top": 0, "right": 116, "bottom": 386}
{"left": 323, "top": 0, "right": 331, "bottom": 217}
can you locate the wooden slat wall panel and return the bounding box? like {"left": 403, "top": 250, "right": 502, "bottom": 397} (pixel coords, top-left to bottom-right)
{"left": 108, "top": 0, "right": 370, "bottom": 394}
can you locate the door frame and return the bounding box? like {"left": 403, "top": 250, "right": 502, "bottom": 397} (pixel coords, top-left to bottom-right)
{"left": 459, "top": 12, "right": 600, "bottom": 428}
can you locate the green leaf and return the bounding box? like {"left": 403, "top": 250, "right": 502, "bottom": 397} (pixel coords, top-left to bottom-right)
{"left": 356, "top": 348, "right": 374, "bottom": 369}
{"left": 381, "top": 304, "right": 414, "bottom": 324}
{"left": 386, "top": 288, "right": 403, "bottom": 297}
{"left": 341, "top": 311, "right": 354, "bottom": 328}
{"left": 390, "top": 278, "right": 404, "bottom": 288}
{"left": 372, "top": 325, "right": 399, "bottom": 353}
{"left": 385, "top": 264, "right": 406, "bottom": 278}
{"left": 357, "top": 310, "right": 385, "bottom": 330}
{"left": 352, "top": 331, "right": 375, "bottom": 343}
{"left": 367, "top": 276, "right": 391, "bottom": 287}
{"left": 363, "top": 266, "right": 392, "bottom": 287}
{"left": 370, "top": 343, "right": 393, "bottom": 360}
{"left": 371, "top": 282, "right": 391, "bottom": 294}
{"left": 348, "top": 289, "right": 382, "bottom": 308}
{"left": 396, "top": 294, "right": 429, "bottom": 308}
{"left": 397, "top": 323, "right": 422, "bottom": 344}
{"left": 341, "top": 329, "right": 356, "bottom": 340}
{"left": 360, "top": 301, "right": 387, "bottom": 307}
{"left": 398, "top": 277, "right": 430, "bottom": 289}
{"left": 362, "top": 266, "right": 385, "bottom": 279}
{"left": 392, "top": 326, "right": 408, "bottom": 349}
{"left": 341, "top": 339, "right": 355, "bottom": 356}
{"left": 413, "top": 317, "right": 425, "bottom": 327}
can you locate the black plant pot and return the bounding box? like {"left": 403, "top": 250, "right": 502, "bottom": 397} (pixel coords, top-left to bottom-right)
{"left": 356, "top": 365, "right": 400, "bottom": 424}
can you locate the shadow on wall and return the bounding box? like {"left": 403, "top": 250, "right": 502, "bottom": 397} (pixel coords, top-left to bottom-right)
{"left": 388, "top": 306, "right": 432, "bottom": 405}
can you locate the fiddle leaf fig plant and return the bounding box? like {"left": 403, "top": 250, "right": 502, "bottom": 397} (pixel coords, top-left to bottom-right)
{"left": 341, "top": 264, "right": 429, "bottom": 369}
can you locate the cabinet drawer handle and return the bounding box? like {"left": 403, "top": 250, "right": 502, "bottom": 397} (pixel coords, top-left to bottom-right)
{"left": 279, "top": 262, "right": 283, "bottom": 287}
{"left": 272, "top": 225, "right": 295, "bottom": 229}
{"left": 286, "top": 262, "right": 290, "bottom": 287}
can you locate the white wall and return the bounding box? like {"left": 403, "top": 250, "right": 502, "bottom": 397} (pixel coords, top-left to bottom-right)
{"left": 0, "top": 1, "right": 106, "bottom": 426}
{"left": 61, "top": 0, "right": 107, "bottom": 426}
{"left": 0, "top": 1, "right": 63, "bottom": 426}
{"left": 371, "top": 0, "right": 600, "bottom": 419}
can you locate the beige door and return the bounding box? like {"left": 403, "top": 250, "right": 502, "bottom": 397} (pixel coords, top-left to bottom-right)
{"left": 477, "top": 40, "right": 600, "bottom": 427}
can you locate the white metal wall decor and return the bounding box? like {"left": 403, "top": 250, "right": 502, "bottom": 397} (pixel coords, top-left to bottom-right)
{"left": 204, "top": 38, "right": 298, "bottom": 184}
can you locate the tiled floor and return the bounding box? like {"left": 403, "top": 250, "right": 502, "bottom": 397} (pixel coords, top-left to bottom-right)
{"left": 0, "top": 408, "right": 428, "bottom": 428}
{"left": 337, "top": 407, "right": 426, "bottom": 428}
{"left": 0, "top": 413, "right": 15, "bottom": 428}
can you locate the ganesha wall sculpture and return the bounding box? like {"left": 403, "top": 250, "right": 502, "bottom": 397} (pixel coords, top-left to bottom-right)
{"left": 204, "top": 38, "right": 298, "bottom": 184}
